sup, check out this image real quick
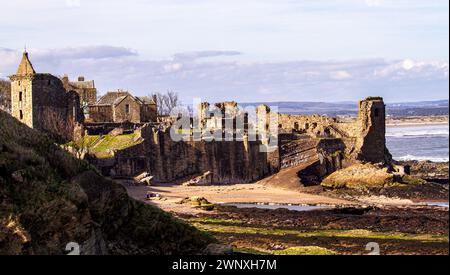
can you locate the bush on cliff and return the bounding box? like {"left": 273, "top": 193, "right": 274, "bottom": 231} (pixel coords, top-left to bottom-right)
{"left": 0, "top": 110, "right": 214, "bottom": 255}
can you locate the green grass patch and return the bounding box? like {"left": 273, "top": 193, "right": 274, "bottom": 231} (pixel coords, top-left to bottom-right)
{"left": 65, "top": 133, "right": 143, "bottom": 158}
{"left": 273, "top": 246, "right": 337, "bottom": 255}
{"left": 400, "top": 175, "right": 427, "bottom": 185}
{"left": 189, "top": 221, "right": 448, "bottom": 243}
{"left": 188, "top": 217, "right": 244, "bottom": 225}
{"left": 232, "top": 247, "right": 271, "bottom": 255}
{"left": 91, "top": 133, "right": 141, "bottom": 152}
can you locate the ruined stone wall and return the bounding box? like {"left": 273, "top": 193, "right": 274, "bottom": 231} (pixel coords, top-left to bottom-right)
{"left": 75, "top": 87, "right": 97, "bottom": 105}
{"left": 88, "top": 97, "right": 389, "bottom": 185}
{"left": 94, "top": 125, "right": 280, "bottom": 184}
{"left": 62, "top": 76, "right": 97, "bottom": 105}
{"left": 354, "top": 97, "right": 391, "bottom": 163}
{"left": 277, "top": 97, "right": 390, "bottom": 165}
{"left": 278, "top": 114, "right": 337, "bottom": 137}
{"left": 32, "top": 74, "right": 84, "bottom": 142}
{"left": 9, "top": 73, "right": 83, "bottom": 142}
{"left": 140, "top": 103, "right": 157, "bottom": 123}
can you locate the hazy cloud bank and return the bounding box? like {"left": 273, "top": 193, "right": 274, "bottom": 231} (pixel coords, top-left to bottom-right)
{"left": 0, "top": 46, "right": 448, "bottom": 103}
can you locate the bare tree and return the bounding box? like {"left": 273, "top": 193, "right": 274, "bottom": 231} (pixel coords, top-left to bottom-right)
{"left": 153, "top": 90, "right": 181, "bottom": 116}
{"left": 39, "top": 107, "right": 77, "bottom": 143}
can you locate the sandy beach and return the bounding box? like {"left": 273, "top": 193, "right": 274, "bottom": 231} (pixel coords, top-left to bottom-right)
{"left": 123, "top": 182, "right": 355, "bottom": 215}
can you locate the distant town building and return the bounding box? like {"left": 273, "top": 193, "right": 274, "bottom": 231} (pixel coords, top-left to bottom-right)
{"left": 62, "top": 75, "right": 97, "bottom": 106}
{"left": 89, "top": 90, "right": 157, "bottom": 123}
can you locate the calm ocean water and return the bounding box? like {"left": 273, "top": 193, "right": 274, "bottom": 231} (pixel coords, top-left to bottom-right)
{"left": 386, "top": 124, "right": 449, "bottom": 162}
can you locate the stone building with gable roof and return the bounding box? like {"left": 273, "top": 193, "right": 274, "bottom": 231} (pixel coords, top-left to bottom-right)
{"left": 89, "top": 89, "right": 157, "bottom": 123}
{"left": 62, "top": 75, "right": 97, "bottom": 106}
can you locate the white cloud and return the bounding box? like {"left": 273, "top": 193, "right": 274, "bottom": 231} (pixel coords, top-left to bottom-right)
{"left": 365, "top": 0, "right": 383, "bottom": 7}
{"left": 0, "top": 46, "right": 448, "bottom": 102}
{"left": 373, "top": 59, "right": 449, "bottom": 79}
{"left": 164, "top": 63, "right": 183, "bottom": 73}
{"left": 65, "top": 0, "right": 81, "bottom": 8}
{"left": 330, "top": 70, "right": 352, "bottom": 80}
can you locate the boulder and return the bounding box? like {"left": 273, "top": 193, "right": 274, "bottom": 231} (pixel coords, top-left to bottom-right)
{"left": 321, "top": 163, "right": 395, "bottom": 189}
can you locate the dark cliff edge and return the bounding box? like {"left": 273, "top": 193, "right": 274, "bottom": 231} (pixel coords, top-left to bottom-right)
{"left": 0, "top": 110, "right": 214, "bottom": 255}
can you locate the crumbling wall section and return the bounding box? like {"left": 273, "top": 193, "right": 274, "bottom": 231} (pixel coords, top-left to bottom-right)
{"left": 94, "top": 125, "right": 280, "bottom": 184}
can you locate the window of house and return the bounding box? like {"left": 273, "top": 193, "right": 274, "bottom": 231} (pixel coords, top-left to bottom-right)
{"left": 125, "top": 104, "right": 130, "bottom": 114}
{"left": 19, "top": 110, "right": 23, "bottom": 120}
{"left": 19, "top": 92, "right": 23, "bottom": 101}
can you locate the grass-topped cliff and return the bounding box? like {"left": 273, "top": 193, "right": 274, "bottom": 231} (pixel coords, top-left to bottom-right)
{"left": 67, "top": 133, "right": 143, "bottom": 158}
{"left": 0, "top": 110, "right": 214, "bottom": 255}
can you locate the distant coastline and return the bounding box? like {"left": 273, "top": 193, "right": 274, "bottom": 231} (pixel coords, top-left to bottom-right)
{"left": 386, "top": 116, "right": 449, "bottom": 127}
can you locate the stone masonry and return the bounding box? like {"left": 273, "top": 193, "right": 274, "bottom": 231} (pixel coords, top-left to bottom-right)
{"left": 89, "top": 97, "right": 390, "bottom": 185}
{"left": 9, "top": 52, "right": 84, "bottom": 142}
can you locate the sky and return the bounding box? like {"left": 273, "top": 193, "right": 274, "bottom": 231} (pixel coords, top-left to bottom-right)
{"left": 0, "top": 0, "right": 448, "bottom": 103}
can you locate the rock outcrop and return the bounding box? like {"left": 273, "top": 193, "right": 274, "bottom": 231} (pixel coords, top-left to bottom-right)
{"left": 0, "top": 110, "right": 214, "bottom": 255}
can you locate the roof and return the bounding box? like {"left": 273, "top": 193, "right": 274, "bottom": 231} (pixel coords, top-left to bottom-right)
{"left": 97, "top": 91, "right": 132, "bottom": 105}
{"left": 137, "top": 96, "right": 156, "bottom": 105}
{"left": 113, "top": 96, "right": 128, "bottom": 105}
{"left": 95, "top": 90, "right": 156, "bottom": 106}
{"left": 69, "top": 80, "right": 95, "bottom": 89}
{"left": 16, "top": 52, "right": 36, "bottom": 76}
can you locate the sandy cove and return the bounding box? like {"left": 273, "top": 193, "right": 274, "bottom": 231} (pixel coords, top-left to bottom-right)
{"left": 123, "top": 182, "right": 355, "bottom": 215}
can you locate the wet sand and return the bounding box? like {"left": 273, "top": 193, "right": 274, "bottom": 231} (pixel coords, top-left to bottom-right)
{"left": 120, "top": 181, "right": 448, "bottom": 255}
{"left": 123, "top": 182, "right": 355, "bottom": 215}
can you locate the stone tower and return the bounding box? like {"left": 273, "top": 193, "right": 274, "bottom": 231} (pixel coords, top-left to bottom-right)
{"left": 9, "top": 52, "right": 84, "bottom": 142}
{"left": 356, "top": 96, "right": 391, "bottom": 164}
{"left": 9, "top": 51, "right": 36, "bottom": 128}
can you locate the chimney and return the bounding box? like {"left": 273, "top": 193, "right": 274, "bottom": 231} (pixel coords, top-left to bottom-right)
{"left": 78, "top": 76, "right": 85, "bottom": 81}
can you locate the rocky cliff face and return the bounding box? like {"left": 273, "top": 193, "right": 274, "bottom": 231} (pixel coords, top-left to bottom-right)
{"left": 91, "top": 125, "right": 280, "bottom": 184}
{"left": 0, "top": 110, "right": 213, "bottom": 255}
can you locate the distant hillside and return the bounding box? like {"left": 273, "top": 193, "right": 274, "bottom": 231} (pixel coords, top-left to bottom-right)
{"left": 0, "top": 80, "right": 10, "bottom": 112}
{"left": 240, "top": 100, "right": 449, "bottom": 117}
{"left": 0, "top": 110, "right": 213, "bottom": 255}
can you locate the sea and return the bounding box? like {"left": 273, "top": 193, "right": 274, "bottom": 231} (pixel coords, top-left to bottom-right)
{"left": 386, "top": 124, "right": 449, "bottom": 163}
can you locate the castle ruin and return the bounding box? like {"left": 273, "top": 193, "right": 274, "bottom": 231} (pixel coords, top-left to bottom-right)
{"left": 90, "top": 97, "right": 391, "bottom": 186}
{"left": 9, "top": 52, "right": 84, "bottom": 142}
{"left": 8, "top": 51, "right": 391, "bottom": 187}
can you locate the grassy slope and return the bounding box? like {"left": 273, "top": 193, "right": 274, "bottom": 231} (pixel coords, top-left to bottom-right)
{"left": 69, "top": 133, "right": 142, "bottom": 158}
{"left": 0, "top": 110, "right": 214, "bottom": 255}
